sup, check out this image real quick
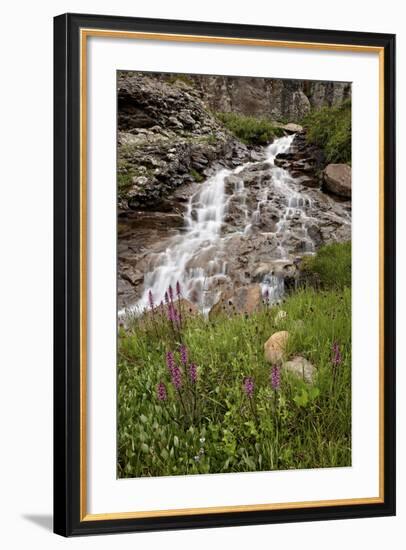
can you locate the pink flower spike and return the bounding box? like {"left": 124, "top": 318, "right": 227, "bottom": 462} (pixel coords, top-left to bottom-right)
{"left": 243, "top": 376, "right": 254, "bottom": 399}
{"left": 156, "top": 382, "right": 167, "bottom": 401}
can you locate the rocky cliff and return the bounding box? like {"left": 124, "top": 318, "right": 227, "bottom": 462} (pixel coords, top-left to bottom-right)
{"left": 185, "top": 75, "right": 350, "bottom": 122}
{"left": 117, "top": 73, "right": 252, "bottom": 212}
{"left": 117, "top": 72, "right": 351, "bottom": 312}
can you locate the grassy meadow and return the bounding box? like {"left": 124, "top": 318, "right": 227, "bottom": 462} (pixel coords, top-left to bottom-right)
{"left": 117, "top": 242, "right": 351, "bottom": 478}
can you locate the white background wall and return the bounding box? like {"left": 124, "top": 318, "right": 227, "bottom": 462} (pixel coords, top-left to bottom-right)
{"left": 0, "top": 0, "right": 403, "bottom": 547}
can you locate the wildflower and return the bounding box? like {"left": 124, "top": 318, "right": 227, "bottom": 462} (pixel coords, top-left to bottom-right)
{"left": 180, "top": 344, "right": 188, "bottom": 366}
{"left": 199, "top": 436, "right": 205, "bottom": 444}
{"left": 176, "top": 281, "right": 182, "bottom": 297}
{"left": 194, "top": 455, "right": 200, "bottom": 462}
{"left": 171, "top": 366, "right": 182, "bottom": 390}
{"left": 164, "top": 291, "right": 170, "bottom": 305}
{"left": 167, "top": 304, "right": 181, "bottom": 329}
{"left": 271, "top": 365, "right": 281, "bottom": 391}
{"left": 168, "top": 285, "right": 174, "bottom": 302}
{"left": 159, "top": 300, "right": 165, "bottom": 315}
{"left": 156, "top": 382, "right": 167, "bottom": 401}
{"left": 167, "top": 303, "right": 176, "bottom": 323}
{"left": 199, "top": 447, "right": 205, "bottom": 455}
{"left": 264, "top": 288, "right": 270, "bottom": 303}
{"left": 188, "top": 362, "right": 197, "bottom": 384}
{"left": 166, "top": 351, "right": 175, "bottom": 375}
{"left": 148, "top": 289, "right": 154, "bottom": 310}
{"left": 243, "top": 376, "right": 254, "bottom": 399}
{"left": 332, "top": 341, "right": 342, "bottom": 366}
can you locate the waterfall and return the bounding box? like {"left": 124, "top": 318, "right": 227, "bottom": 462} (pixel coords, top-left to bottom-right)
{"left": 125, "top": 134, "right": 316, "bottom": 316}
{"left": 136, "top": 168, "right": 232, "bottom": 315}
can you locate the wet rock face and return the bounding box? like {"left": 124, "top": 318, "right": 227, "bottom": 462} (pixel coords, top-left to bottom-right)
{"left": 118, "top": 145, "right": 351, "bottom": 310}
{"left": 274, "top": 132, "right": 326, "bottom": 188}
{"left": 117, "top": 73, "right": 251, "bottom": 212}
{"left": 116, "top": 73, "right": 352, "bottom": 313}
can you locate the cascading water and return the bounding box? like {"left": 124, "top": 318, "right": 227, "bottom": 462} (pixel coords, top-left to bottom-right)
{"left": 126, "top": 134, "right": 320, "bottom": 316}
{"left": 136, "top": 168, "right": 232, "bottom": 314}
{"left": 266, "top": 135, "right": 316, "bottom": 259}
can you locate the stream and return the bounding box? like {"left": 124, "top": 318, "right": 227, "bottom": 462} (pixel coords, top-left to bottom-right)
{"left": 127, "top": 134, "right": 329, "bottom": 316}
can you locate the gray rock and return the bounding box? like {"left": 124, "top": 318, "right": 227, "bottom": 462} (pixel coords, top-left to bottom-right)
{"left": 282, "top": 123, "right": 304, "bottom": 133}
{"left": 323, "top": 164, "right": 352, "bottom": 198}
{"left": 283, "top": 356, "right": 316, "bottom": 383}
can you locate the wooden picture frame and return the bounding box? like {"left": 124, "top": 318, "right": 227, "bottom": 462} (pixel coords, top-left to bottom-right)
{"left": 54, "top": 12, "right": 396, "bottom": 536}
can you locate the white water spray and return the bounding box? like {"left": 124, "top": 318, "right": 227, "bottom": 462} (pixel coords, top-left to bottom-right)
{"left": 126, "top": 134, "right": 322, "bottom": 315}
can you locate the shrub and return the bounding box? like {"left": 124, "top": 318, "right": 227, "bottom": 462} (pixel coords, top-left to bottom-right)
{"left": 303, "top": 100, "right": 351, "bottom": 164}
{"left": 301, "top": 241, "right": 351, "bottom": 290}
{"left": 216, "top": 112, "right": 284, "bottom": 145}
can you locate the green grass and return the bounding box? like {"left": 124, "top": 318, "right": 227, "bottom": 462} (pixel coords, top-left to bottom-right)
{"left": 216, "top": 112, "right": 284, "bottom": 146}
{"left": 117, "top": 284, "right": 351, "bottom": 478}
{"left": 166, "top": 74, "right": 195, "bottom": 88}
{"left": 301, "top": 241, "right": 351, "bottom": 290}
{"left": 190, "top": 168, "right": 204, "bottom": 182}
{"left": 302, "top": 100, "right": 351, "bottom": 164}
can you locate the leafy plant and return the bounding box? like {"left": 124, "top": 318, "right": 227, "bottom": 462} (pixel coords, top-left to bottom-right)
{"left": 117, "top": 278, "right": 351, "bottom": 478}
{"left": 166, "top": 74, "right": 195, "bottom": 88}
{"left": 216, "top": 112, "right": 284, "bottom": 145}
{"left": 302, "top": 100, "right": 351, "bottom": 164}
{"left": 300, "top": 241, "right": 351, "bottom": 290}
{"left": 190, "top": 168, "right": 204, "bottom": 182}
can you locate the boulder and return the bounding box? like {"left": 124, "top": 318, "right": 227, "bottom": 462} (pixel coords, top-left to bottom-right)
{"left": 283, "top": 356, "right": 316, "bottom": 383}
{"left": 264, "top": 331, "right": 289, "bottom": 363}
{"left": 323, "top": 164, "right": 351, "bottom": 198}
{"left": 142, "top": 298, "right": 199, "bottom": 323}
{"left": 282, "top": 123, "right": 304, "bottom": 134}
{"left": 209, "top": 285, "right": 262, "bottom": 318}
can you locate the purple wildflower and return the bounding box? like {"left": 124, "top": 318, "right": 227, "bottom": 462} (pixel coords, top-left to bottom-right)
{"left": 271, "top": 365, "right": 281, "bottom": 391}
{"left": 168, "top": 285, "right": 174, "bottom": 302}
{"left": 166, "top": 351, "right": 175, "bottom": 375}
{"left": 164, "top": 291, "right": 170, "bottom": 305}
{"left": 264, "top": 288, "right": 270, "bottom": 303}
{"left": 332, "top": 341, "right": 342, "bottom": 366}
{"left": 176, "top": 281, "right": 182, "bottom": 297}
{"left": 159, "top": 300, "right": 165, "bottom": 315}
{"left": 168, "top": 303, "right": 181, "bottom": 328}
{"left": 171, "top": 366, "right": 182, "bottom": 390}
{"left": 243, "top": 376, "right": 254, "bottom": 399}
{"left": 180, "top": 344, "right": 188, "bottom": 366}
{"left": 148, "top": 289, "right": 154, "bottom": 310}
{"left": 188, "top": 362, "right": 197, "bottom": 384}
{"left": 167, "top": 303, "right": 176, "bottom": 323}
{"left": 156, "top": 382, "right": 167, "bottom": 401}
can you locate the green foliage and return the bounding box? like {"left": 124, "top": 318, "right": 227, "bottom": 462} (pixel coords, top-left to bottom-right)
{"left": 166, "top": 74, "right": 194, "bottom": 88}
{"left": 303, "top": 100, "right": 351, "bottom": 164}
{"left": 117, "top": 286, "right": 351, "bottom": 478}
{"left": 190, "top": 168, "right": 204, "bottom": 182}
{"left": 216, "top": 112, "right": 284, "bottom": 145}
{"left": 117, "top": 172, "right": 133, "bottom": 191}
{"left": 301, "top": 241, "right": 351, "bottom": 290}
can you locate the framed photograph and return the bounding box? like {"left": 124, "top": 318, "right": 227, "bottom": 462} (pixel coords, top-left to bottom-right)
{"left": 54, "top": 13, "right": 396, "bottom": 536}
